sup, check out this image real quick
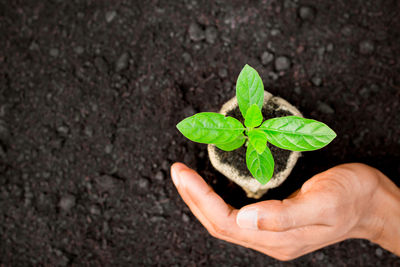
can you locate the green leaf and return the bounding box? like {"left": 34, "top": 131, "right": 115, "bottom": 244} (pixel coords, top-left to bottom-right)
{"left": 177, "top": 112, "right": 245, "bottom": 144}
{"left": 236, "top": 64, "right": 264, "bottom": 118}
{"left": 246, "top": 143, "right": 274, "bottom": 185}
{"left": 247, "top": 130, "right": 268, "bottom": 154}
{"left": 244, "top": 104, "right": 263, "bottom": 128}
{"left": 260, "top": 116, "right": 337, "bottom": 151}
{"left": 215, "top": 135, "right": 246, "bottom": 151}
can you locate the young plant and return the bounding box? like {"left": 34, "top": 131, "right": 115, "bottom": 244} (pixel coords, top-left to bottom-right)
{"left": 176, "top": 65, "right": 336, "bottom": 184}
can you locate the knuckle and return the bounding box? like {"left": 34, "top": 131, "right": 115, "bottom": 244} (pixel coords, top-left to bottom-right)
{"left": 268, "top": 206, "right": 292, "bottom": 231}
{"left": 213, "top": 222, "right": 231, "bottom": 236}
{"left": 274, "top": 217, "right": 290, "bottom": 231}
{"left": 206, "top": 220, "right": 231, "bottom": 238}
{"left": 329, "top": 204, "right": 342, "bottom": 219}
{"left": 320, "top": 193, "right": 343, "bottom": 222}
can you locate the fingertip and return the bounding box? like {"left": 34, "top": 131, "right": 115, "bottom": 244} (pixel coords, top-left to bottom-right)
{"left": 178, "top": 168, "right": 203, "bottom": 186}
{"left": 171, "top": 162, "right": 188, "bottom": 188}
{"left": 171, "top": 162, "right": 189, "bottom": 173}
{"left": 171, "top": 162, "right": 201, "bottom": 189}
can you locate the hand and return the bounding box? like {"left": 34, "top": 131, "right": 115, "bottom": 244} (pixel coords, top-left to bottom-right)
{"left": 170, "top": 162, "right": 400, "bottom": 260}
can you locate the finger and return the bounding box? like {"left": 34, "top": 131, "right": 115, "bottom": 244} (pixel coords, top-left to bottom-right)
{"left": 170, "top": 163, "right": 293, "bottom": 248}
{"left": 288, "top": 189, "right": 300, "bottom": 198}
{"left": 171, "top": 164, "right": 347, "bottom": 261}
{"left": 171, "top": 163, "right": 240, "bottom": 239}
{"left": 237, "top": 193, "right": 332, "bottom": 232}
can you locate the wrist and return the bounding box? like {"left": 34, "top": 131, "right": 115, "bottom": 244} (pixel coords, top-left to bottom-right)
{"left": 368, "top": 171, "right": 400, "bottom": 255}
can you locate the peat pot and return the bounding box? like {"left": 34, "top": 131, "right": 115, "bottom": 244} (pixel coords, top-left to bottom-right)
{"left": 208, "top": 91, "right": 302, "bottom": 199}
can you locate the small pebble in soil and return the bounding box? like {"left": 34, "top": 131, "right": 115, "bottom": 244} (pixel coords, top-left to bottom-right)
{"left": 59, "top": 194, "right": 76, "bottom": 212}
{"left": 150, "top": 216, "right": 166, "bottom": 223}
{"left": 96, "top": 175, "right": 116, "bottom": 191}
{"left": 326, "top": 43, "right": 334, "bottom": 52}
{"left": 0, "top": 123, "right": 10, "bottom": 140}
{"left": 198, "top": 150, "right": 206, "bottom": 158}
{"left": 223, "top": 80, "right": 232, "bottom": 92}
{"left": 205, "top": 26, "right": 218, "bottom": 44}
{"left": 155, "top": 171, "right": 165, "bottom": 181}
{"left": 359, "top": 87, "right": 371, "bottom": 98}
{"left": 105, "top": 10, "right": 117, "bottom": 23}
{"left": 359, "top": 40, "right": 375, "bottom": 55}
{"left": 84, "top": 126, "right": 93, "bottom": 137}
{"left": 53, "top": 248, "right": 69, "bottom": 266}
{"left": 91, "top": 102, "right": 98, "bottom": 112}
{"left": 141, "top": 85, "right": 150, "bottom": 95}
{"left": 294, "top": 87, "right": 301, "bottom": 94}
{"left": 274, "top": 56, "right": 291, "bottom": 71}
{"left": 316, "top": 252, "right": 325, "bottom": 260}
{"left": 49, "top": 48, "right": 59, "bottom": 57}
{"left": 311, "top": 75, "right": 322, "bottom": 86}
{"left": 74, "top": 46, "right": 84, "bottom": 54}
{"left": 370, "top": 83, "right": 380, "bottom": 93}
{"left": 298, "top": 6, "right": 316, "bottom": 21}
{"left": 104, "top": 144, "right": 113, "bottom": 154}
{"left": 182, "top": 52, "right": 191, "bottom": 64}
{"left": 270, "top": 29, "right": 281, "bottom": 36}
{"left": 29, "top": 41, "right": 39, "bottom": 51}
{"left": 57, "top": 125, "right": 69, "bottom": 135}
{"left": 183, "top": 106, "right": 196, "bottom": 117}
{"left": 268, "top": 72, "right": 279, "bottom": 81}
{"left": 317, "top": 101, "right": 335, "bottom": 114}
{"left": 161, "top": 160, "right": 169, "bottom": 171}
{"left": 182, "top": 213, "right": 190, "bottom": 223}
{"left": 353, "top": 129, "right": 369, "bottom": 147}
{"left": 138, "top": 178, "right": 150, "bottom": 190}
{"left": 261, "top": 51, "right": 274, "bottom": 65}
{"left": 317, "top": 47, "right": 325, "bottom": 59}
{"left": 375, "top": 248, "right": 383, "bottom": 257}
{"left": 115, "top": 52, "right": 130, "bottom": 72}
{"left": 358, "top": 84, "right": 379, "bottom": 98}
{"left": 89, "top": 204, "right": 101, "bottom": 215}
{"left": 24, "top": 189, "right": 33, "bottom": 206}
{"left": 218, "top": 68, "right": 228, "bottom": 78}
{"left": 341, "top": 25, "right": 353, "bottom": 37}
{"left": 188, "top": 22, "right": 205, "bottom": 42}
{"left": 94, "top": 56, "right": 109, "bottom": 73}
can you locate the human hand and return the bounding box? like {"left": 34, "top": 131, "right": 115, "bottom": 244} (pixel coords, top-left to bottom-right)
{"left": 171, "top": 162, "right": 400, "bottom": 260}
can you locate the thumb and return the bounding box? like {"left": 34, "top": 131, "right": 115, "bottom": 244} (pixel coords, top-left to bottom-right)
{"left": 236, "top": 194, "right": 330, "bottom": 231}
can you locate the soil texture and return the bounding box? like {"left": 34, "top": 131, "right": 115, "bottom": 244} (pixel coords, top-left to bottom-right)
{"left": 1, "top": 0, "right": 400, "bottom": 266}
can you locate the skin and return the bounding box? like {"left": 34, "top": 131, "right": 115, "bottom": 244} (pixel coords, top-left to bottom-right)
{"left": 170, "top": 162, "right": 400, "bottom": 261}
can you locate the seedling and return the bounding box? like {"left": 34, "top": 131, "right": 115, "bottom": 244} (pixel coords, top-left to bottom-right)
{"left": 177, "top": 65, "right": 336, "bottom": 184}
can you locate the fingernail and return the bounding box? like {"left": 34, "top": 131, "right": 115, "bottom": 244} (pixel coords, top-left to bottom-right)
{"left": 236, "top": 208, "right": 258, "bottom": 230}
{"left": 171, "top": 167, "right": 180, "bottom": 187}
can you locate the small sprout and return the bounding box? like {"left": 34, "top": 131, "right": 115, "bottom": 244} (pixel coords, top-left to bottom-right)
{"left": 244, "top": 104, "right": 263, "bottom": 128}
{"left": 176, "top": 65, "right": 337, "bottom": 185}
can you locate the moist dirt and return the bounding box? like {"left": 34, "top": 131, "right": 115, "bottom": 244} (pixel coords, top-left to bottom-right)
{"left": 1, "top": 0, "right": 400, "bottom": 266}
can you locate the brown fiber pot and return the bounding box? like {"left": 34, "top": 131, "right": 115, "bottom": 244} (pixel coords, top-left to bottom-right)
{"left": 207, "top": 91, "right": 302, "bottom": 199}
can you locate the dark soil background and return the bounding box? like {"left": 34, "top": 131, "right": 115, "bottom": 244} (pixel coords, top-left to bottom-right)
{"left": 1, "top": 0, "right": 400, "bottom": 266}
